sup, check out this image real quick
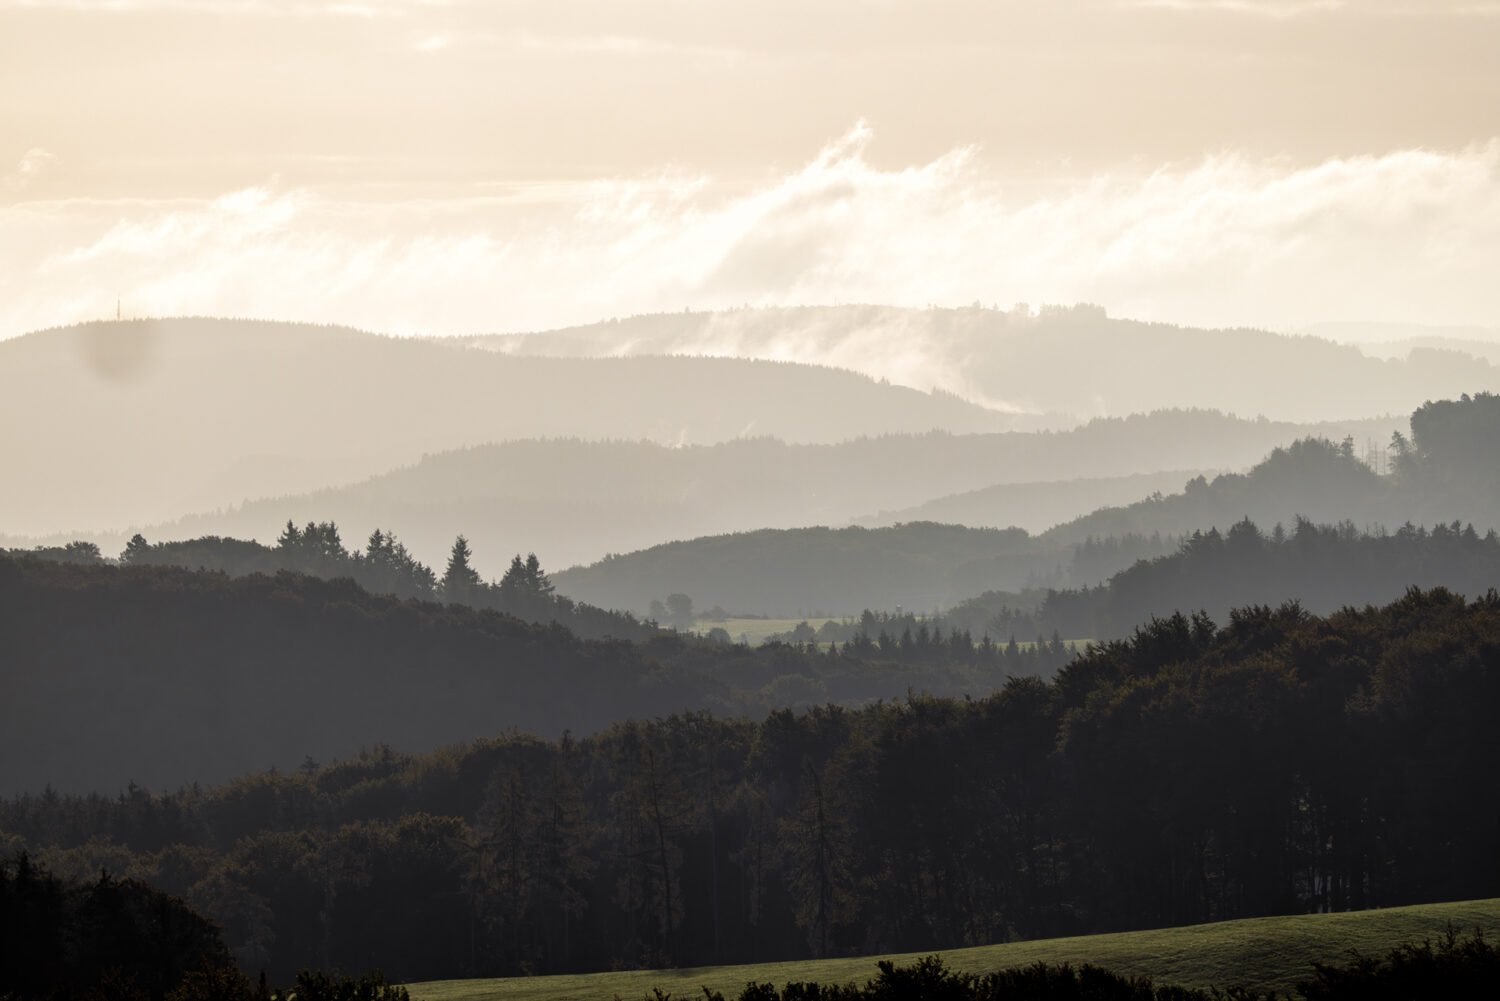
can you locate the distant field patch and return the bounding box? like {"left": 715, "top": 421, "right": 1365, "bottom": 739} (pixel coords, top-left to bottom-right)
{"left": 407, "top": 897, "right": 1500, "bottom": 1001}
{"left": 698, "top": 617, "right": 845, "bottom": 645}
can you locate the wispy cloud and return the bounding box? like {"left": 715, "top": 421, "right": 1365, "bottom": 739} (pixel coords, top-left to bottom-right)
{"left": 3, "top": 127, "right": 1498, "bottom": 366}
{"left": 2, "top": 148, "right": 56, "bottom": 190}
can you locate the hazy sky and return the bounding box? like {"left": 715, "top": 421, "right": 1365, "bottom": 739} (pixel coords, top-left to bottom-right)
{"left": 3, "top": 0, "right": 1498, "bottom": 338}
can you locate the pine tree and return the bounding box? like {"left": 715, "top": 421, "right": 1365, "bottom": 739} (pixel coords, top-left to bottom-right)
{"left": 441, "top": 535, "right": 483, "bottom": 605}
{"left": 276, "top": 520, "right": 301, "bottom": 550}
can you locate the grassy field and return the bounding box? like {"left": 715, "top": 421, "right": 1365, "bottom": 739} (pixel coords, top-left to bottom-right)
{"left": 407, "top": 897, "right": 1500, "bottom": 1001}
{"left": 697, "top": 617, "right": 845, "bottom": 645}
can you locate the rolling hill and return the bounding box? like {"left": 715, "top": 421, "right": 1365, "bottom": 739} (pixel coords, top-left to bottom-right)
{"left": 406, "top": 897, "right": 1500, "bottom": 1000}
{"left": 852, "top": 469, "right": 1206, "bottom": 531}
{"left": 0, "top": 317, "right": 1020, "bottom": 537}
{"left": 473, "top": 303, "right": 1500, "bottom": 423}
{"left": 34, "top": 410, "right": 1402, "bottom": 577}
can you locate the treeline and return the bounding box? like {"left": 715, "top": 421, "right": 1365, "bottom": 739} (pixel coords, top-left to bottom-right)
{"left": 6, "top": 860, "right": 1493, "bottom": 1001}
{"left": 0, "top": 556, "right": 1067, "bottom": 795}
{"left": 0, "top": 856, "right": 412, "bottom": 1001}
{"left": 6, "top": 520, "right": 658, "bottom": 642}
{"left": 985, "top": 517, "right": 1500, "bottom": 640}
{"left": 550, "top": 395, "right": 1500, "bottom": 617}
{"left": 4, "top": 589, "right": 1496, "bottom": 983}
{"left": 0, "top": 856, "right": 235, "bottom": 1000}
{"left": 1050, "top": 394, "right": 1500, "bottom": 547}
{"left": 765, "top": 610, "right": 1079, "bottom": 660}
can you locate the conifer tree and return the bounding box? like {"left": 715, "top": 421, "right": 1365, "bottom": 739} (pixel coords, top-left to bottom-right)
{"left": 441, "top": 535, "right": 483, "bottom": 605}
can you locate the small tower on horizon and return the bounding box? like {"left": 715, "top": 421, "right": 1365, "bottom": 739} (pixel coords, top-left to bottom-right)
{"left": 116, "top": 297, "right": 120, "bottom": 321}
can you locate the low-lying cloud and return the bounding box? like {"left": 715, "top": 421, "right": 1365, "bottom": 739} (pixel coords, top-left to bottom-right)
{"left": 3, "top": 125, "right": 1498, "bottom": 345}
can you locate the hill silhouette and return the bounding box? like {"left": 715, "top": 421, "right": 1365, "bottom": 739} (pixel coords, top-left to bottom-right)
{"left": 11, "top": 410, "right": 1401, "bottom": 576}
{"left": 476, "top": 303, "right": 1498, "bottom": 422}
{"left": 0, "top": 317, "right": 1020, "bottom": 537}
{"left": 550, "top": 396, "right": 1500, "bottom": 617}
{"left": 851, "top": 469, "right": 1206, "bottom": 532}
{"left": 6, "top": 588, "right": 1498, "bottom": 980}
{"left": 0, "top": 557, "right": 1063, "bottom": 795}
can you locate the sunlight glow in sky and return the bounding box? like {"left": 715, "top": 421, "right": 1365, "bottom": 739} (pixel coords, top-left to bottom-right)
{"left": 2, "top": 0, "right": 1497, "bottom": 338}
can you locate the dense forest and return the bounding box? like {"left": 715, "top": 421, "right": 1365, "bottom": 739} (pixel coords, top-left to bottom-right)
{"left": 554, "top": 522, "right": 1079, "bottom": 616}
{"left": 0, "top": 858, "right": 413, "bottom": 1000}
{"left": 6, "top": 388, "right": 1500, "bottom": 994}
{"left": 7, "top": 862, "right": 1492, "bottom": 1001}
{"left": 0, "top": 556, "right": 1072, "bottom": 795}
{"left": 19, "top": 431, "right": 1498, "bottom": 633}
{"left": 4, "top": 588, "right": 1496, "bottom": 984}
{"left": 552, "top": 396, "right": 1500, "bottom": 616}
{"left": 961, "top": 516, "right": 1500, "bottom": 641}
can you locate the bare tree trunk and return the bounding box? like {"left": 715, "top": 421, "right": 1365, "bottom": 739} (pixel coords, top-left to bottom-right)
{"left": 646, "top": 748, "right": 676, "bottom": 964}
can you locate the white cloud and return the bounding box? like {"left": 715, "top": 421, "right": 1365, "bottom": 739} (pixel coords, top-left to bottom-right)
{"left": 3, "top": 128, "right": 1498, "bottom": 377}
{"left": 2, "top": 148, "right": 57, "bottom": 190}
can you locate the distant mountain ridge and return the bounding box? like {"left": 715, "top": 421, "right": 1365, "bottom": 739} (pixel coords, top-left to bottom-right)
{"left": 549, "top": 404, "right": 1500, "bottom": 618}
{"left": 0, "top": 317, "right": 1021, "bottom": 536}
{"left": 472, "top": 303, "right": 1499, "bottom": 422}
{"left": 20, "top": 410, "right": 1401, "bottom": 576}
{"left": 852, "top": 469, "right": 1208, "bottom": 531}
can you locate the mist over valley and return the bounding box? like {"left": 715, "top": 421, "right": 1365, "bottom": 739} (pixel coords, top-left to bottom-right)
{"left": 6, "top": 1, "right": 1500, "bottom": 993}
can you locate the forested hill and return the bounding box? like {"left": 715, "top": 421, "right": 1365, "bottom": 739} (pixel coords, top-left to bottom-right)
{"left": 474, "top": 303, "right": 1498, "bottom": 423}
{"left": 1046, "top": 393, "right": 1500, "bottom": 545}
{"left": 46, "top": 409, "right": 1400, "bottom": 575}
{"left": 60, "top": 522, "right": 658, "bottom": 642}
{"left": 851, "top": 468, "right": 1203, "bottom": 531}
{"left": 551, "top": 523, "right": 1072, "bottom": 616}
{"left": 550, "top": 396, "right": 1500, "bottom": 618}
{"left": 1044, "top": 437, "right": 1387, "bottom": 544}
{"left": 0, "top": 317, "right": 1017, "bottom": 537}
{"left": 991, "top": 517, "right": 1500, "bottom": 641}
{"left": 0, "top": 557, "right": 1069, "bottom": 796}
{"left": 5, "top": 589, "right": 1496, "bottom": 983}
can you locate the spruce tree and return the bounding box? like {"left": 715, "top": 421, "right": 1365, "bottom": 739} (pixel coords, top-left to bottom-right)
{"left": 441, "top": 535, "right": 483, "bottom": 605}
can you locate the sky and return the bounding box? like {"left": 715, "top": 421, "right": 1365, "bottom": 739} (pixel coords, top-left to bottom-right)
{"left": 2, "top": 0, "right": 1499, "bottom": 340}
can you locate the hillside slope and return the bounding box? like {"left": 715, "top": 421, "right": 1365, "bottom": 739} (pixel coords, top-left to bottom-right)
{"left": 408, "top": 898, "right": 1500, "bottom": 1000}
{"left": 476, "top": 303, "right": 1499, "bottom": 422}
{"left": 31, "top": 411, "right": 1393, "bottom": 576}
{"left": 0, "top": 317, "right": 1016, "bottom": 536}
{"left": 852, "top": 469, "right": 1206, "bottom": 531}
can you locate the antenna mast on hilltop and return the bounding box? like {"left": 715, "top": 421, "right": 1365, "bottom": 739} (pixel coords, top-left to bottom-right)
{"left": 116, "top": 297, "right": 121, "bottom": 321}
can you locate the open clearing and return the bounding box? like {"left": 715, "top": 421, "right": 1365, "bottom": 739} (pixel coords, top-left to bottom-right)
{"left": 407, "top": 897, "right": 1500, "bottom": 1000}
{"left": 697, "top": 617, "right": 845, "bottom": 644}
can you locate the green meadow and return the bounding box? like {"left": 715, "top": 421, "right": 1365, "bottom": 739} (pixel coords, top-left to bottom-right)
{"left": 408, "top": 897, "right": 1500, "bottom": 1001}
{"left": 700, "top": 617, "right": 844, "bottom": 645}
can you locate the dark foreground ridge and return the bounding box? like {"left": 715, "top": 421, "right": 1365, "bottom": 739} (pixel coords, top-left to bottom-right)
{"left": 4, "top": 588, "right": 1496, "bottom": 983}
{"left": 0, "top": 555, "right": 1070, "bottom": 794}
